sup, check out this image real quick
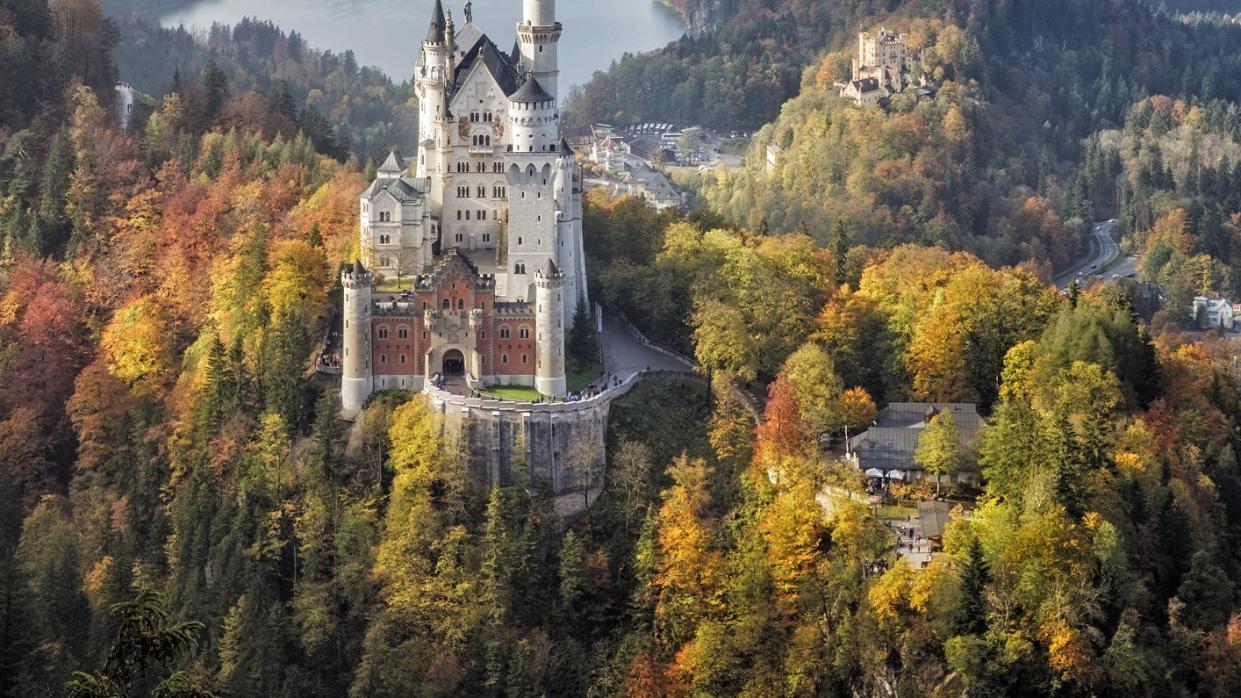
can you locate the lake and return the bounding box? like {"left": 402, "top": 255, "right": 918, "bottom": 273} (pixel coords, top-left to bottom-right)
{"left": 159, "top": 0, "right": 686, "bottom": 94}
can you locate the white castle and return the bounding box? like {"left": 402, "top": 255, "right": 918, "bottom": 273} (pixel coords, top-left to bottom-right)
{"left": 341, "top": 0, "right": 589, "bottom": 415}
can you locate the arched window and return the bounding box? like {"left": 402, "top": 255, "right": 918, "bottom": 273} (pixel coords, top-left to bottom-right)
{"left": 442, "top": 298, "right": 450, "bottom": 309}
{"left": 377, "top": 326, "right": 389, "bottom": 339}
{"left": 399, "top": 354, "right": 407, "bottom": 364}
{"left": 499, "top": 326, "right": 511, "bottom": 339}
{"left": 380, "top": 354, "right": 387, "bottom": 364}
{"left": 521, "top": 354, "right": 528, "bottom": 364}
{"left": 514, "top": 262, "right": 526, "bottom": 275}
{"left": 457, "top": 299, "right": 465, "bottom": 310}
{"left": 501, "top": 353, "right": 509, "bottom": 364}
{"left": 518, "top": 327, "right": 530, "bottom": 339}
{"left": 397, "top": 326, "right": 409, "bottom": 339}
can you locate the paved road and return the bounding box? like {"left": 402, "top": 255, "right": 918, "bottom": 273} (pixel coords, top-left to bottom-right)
{"left": 115, "top": 83, "right": 135, "bottom": 133}
{"left": 600, "top": 313, "right": 694, "bottom": 380}
{"left": 1056, "top": 220, "right": 1120, "bottom": 290}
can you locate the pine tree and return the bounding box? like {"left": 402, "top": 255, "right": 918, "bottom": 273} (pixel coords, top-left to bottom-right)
{"left": 263, "top": 312, "right": 308, "bottom": 431}
{"left": 203, "top": 60, "right": 229, "bottom": 118}
{"left": 567, "top": 296, "right": 596, "bottom": 369}
{"left": 34, "top": 126, "right": 72, "bottom": 254}
{"left": 558, "top": 530, "right": 586, "bottom": 621}
{"left": 953, "top": 537, "right": 990, "bottom": 636}
{"left": 831, "top": 219, "right": 849, "bottom": 287}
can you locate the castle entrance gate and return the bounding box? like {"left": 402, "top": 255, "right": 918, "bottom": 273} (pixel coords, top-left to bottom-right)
{"left": 443, "top": 349, "right": 465, "bottom": 377}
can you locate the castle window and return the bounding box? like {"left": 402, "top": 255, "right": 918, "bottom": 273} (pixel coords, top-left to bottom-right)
{"left": 465, "top": 211, "right": 471, "bottom": 220}
{"left": 377, "top": 326, "right": 389, "bottom": 339}
{"left": 500, "top": 327, "right": 511, "bottom": 339}
{"left": 400, "top": 354, "right": 407, "bottom": 364}
{"left": 519, "top": 327, "right": 530, "bottom": 339}
{"left": 521, "top": 354, "right": 528, "bottom": 364}
{"left": 477, "top": 185, "right": 485, "bottom": 197}
{"left": 517, "top": 237, "right": 522, "bottom": 245}
{"left": 379, "top": 234, "right": 391, "bottom": 245}
{"left": 455, "top": 233, "right": 464, "bottom": 243}
{"left": 481, "top": 330, "right": 487, "bottom": 339}
{"left": 397, "top": 327, "right": 409, "bottom": 339}
{"left": 479, "top": 210, "right": 487, "bottom": 220}
{"left": 457, "top": 210, "right": 462, "bottom": 220}
{"left": 514, "top": 262, "right": 526, "bottom": 275}
{"left": 380, "top": 354, "right": 387, "bottom": 364}
{"left": 442, "top": 299, "right": 450, "bottom": 309}
{"left": 457, "top": 299, "right": 464, "bottom": 310}
{"left": 501, "top": 353, "right": 508, "bottom": 364}
{"left": 483, "top": 233, "right": 491, "bottom": 243}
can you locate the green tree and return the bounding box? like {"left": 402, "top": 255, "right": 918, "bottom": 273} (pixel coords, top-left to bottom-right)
{"left": 568, "top": 296, "right": 597, "bottom": 370}
{"left": 953, "top": 537, "right": 990, "bottom": 636}
{"left": 915, "top": 411, "right": 961, "bottom": 497}
{"left": 65, "top": 588, "right": 213, "bottom": 698}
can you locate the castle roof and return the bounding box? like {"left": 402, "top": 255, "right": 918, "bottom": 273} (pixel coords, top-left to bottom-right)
{"left": 510, "top": 76, "right": 553, "bottom": 104}
{"left": 377, "top": 150, "right": 403, "bottom": 175}
{"left": 558, "top": 135, "right": 574, "bottom": 155}
{"left": 426, "top": 0, "right": 446, "bottom": 43}
{"left": 454, "top": 22, "right": 484, "bottom": 58}
{"left": 363, "top": 175, "right": 431, "bottom": 202}
{"left": 352, "top": 259, "right": 366, "bottom": 275}
{"left": 452, "top": 34, "right": 521, "bottom": 97}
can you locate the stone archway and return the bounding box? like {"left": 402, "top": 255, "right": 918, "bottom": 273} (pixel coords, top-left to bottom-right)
{"left": 443, "top": 349, "right": 465, "bottom": 377}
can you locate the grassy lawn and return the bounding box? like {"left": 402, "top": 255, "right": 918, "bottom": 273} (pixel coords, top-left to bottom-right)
{"left": 482, "top": 385, "right": 543, "bottom": 402}
{"left": 567, "top": 360, "right": 602, "bottom": 393}
{"left": 876, "top": 505, "right": 917, "bottom": 522}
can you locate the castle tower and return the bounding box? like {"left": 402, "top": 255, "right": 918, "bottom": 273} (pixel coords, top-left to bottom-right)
{"left": 341, "top": 261, "right": 374, "bottom": 416}
{"left": 518, "top": 0, "right": 561, "bottom": 103}
{"left": 534, "top": 262, "right": 567, "bottom": 397}
{"left": 417, "top": 0, "right": 451, "bottom": 178}
{"left": 507, "top": 77, "right": 557, "bottom": 153}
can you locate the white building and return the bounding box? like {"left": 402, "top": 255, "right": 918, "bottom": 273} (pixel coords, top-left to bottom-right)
{"left": 357, "top": 0, "right": 588, "bottom": 329}
{"left": 1193, "top": 295, "right": 1235, "bottom": 330}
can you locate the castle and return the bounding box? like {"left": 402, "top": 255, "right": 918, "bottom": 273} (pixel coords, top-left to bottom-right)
{"left": 839, "top": 27, "right": 931, "bottom": 107}
{"left": 340, "top": 0, "right": 589, "bottom": 417}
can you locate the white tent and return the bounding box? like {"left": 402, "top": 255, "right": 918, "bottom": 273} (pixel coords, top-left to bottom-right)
{"left": 864, "top": 468, "right": 886, "bottom": 478}
{"left": 885, "top": 470, "right": 907, "bottom": 481}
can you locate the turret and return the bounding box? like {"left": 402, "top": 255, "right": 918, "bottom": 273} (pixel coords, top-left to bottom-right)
{"left": 341, "top": 260, "right": 374, "bottom": 416}
{"left": 518, "top": 0, "right": 561, "bottom": 103}
{"left": 534, "top": 262, "right": 567, "bottom": 397}
{"left": 417, "top": 0, "right": 451, "bottom": 178}
{"left": 507, "top": 77, "right": 557, "bottom": 153}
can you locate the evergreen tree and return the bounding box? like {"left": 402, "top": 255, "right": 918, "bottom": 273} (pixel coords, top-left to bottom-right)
{"left": 263, "top": 312, "right": 308, "bottom": 431}
{"left": 568, "top": 296, "right": 596, "bottom": 369}
{"left": 202, "top": 60, "right": 229, "bottom": 118}
{"left": 953, "top": 537, "right": 990, "bottom": 636}
{"left": 831, "top": 219, "right": 849, "bottom": 286}
{"left": 558, "top": 530, "right": 586, "bottom": 621}
{"left": 34, "top": 126, "right": 73, "bottom": 254}
{"left": 65, "top": 589, "right": 213, "bottom": 698}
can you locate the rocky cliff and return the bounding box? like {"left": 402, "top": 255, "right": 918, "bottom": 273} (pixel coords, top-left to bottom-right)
{"left": 657, "top": 0, "right": 738, "bottom": 35}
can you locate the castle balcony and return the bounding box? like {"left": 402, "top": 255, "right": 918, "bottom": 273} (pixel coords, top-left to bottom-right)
{"left": 469, "top": 145, "right": 493, "bottom": 156}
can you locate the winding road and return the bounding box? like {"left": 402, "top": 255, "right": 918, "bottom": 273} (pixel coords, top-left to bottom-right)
{"left": 1055, "top": 220, "right": 1120, "bottom": 290}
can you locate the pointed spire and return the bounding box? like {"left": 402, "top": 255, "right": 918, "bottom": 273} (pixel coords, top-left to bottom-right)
{"left": 559, "top": 135, "right": 574, "bottom": 156}
{"left": 426, "top": 0, "right": 446, "bottom": 43}
{"left": 511, "top": 38, "right": 521, "bottom": 64}
{"left": 377, "top": 150, "right": 403, "bottom": 176}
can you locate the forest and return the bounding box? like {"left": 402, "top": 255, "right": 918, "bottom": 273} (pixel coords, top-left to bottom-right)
{"left": 2, "top": 0, "right": 1241, "bottom": 696}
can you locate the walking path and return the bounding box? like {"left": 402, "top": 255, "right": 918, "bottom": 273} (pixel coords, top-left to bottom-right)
{"left": 600, "top": 313, "right": 695, "bottom": 380}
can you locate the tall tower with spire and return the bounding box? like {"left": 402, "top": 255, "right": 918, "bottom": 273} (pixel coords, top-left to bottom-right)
{"left": 518, "top": 0, "right": 561, "bottom": 103}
